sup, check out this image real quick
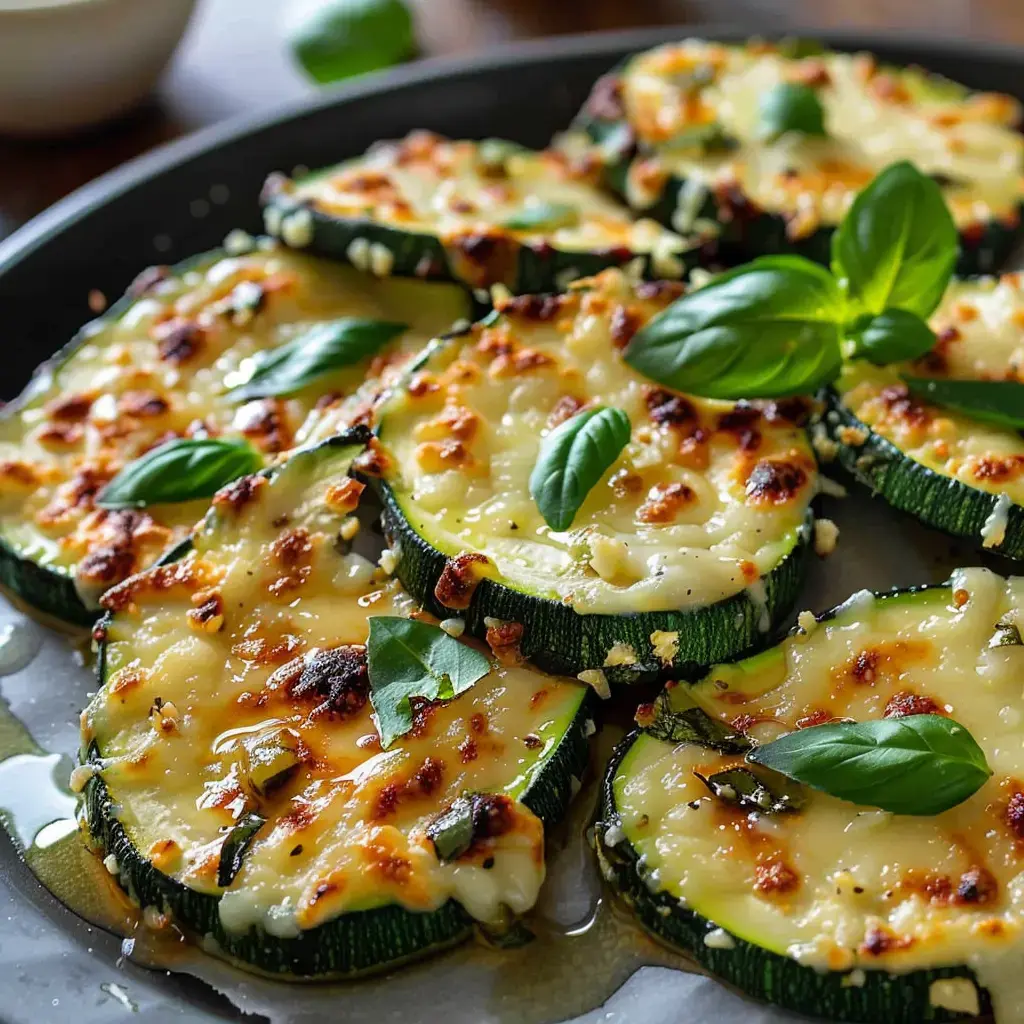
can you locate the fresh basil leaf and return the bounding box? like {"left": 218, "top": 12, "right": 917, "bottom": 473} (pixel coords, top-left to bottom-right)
{"left": 366, "top": 617, "right": 491, "bottom": 748}
{"left": 427, "top": 795, "right": 477, "bottom": 862}
{"left": 845, "top": 308, "right": 937, "bottom": 365}
{"left": 694, "top": 766, "right": 803, "bottom": 814}
{"left": 217, "top": 811, "right": 266, "bottom": 887}
{"left": 748, "top": 715, "right": 992, "bottom": 816}
{"left": 625, "top": 256, "right": 844, "bottom": 399}
{"left": 757, "top": 82, "right": 827, "bottom": 141}
{"left": 831, "top": 160, "right": 958, "bottom": 320}
{"left": 530, "top": 406, "right": 631, "bottom": 532}
{"left": 663, "top": 122, "right": 737, "bottom": 154}
{"left": 285, "top": 0, "right": 415, "bottom": 85}
{"left": 96, "top": 438, "right": 263, "bottom": 509}
{"left": 641, "top": 689, "right": 753, "bottom": 754}
{"left": 501, "top": 201, "right": 580, "bottom": 232}
{"left": 230, "top": 318, "right": 407, "bottom": 401}
{"left": 902, "top": 377, "right": 1024, "bottom": 430}
{"left": 478, "top": 138, "right": 529, "bottom": 167}
{"left": 990, "top": 620, "right": 1023, "bottom": 648}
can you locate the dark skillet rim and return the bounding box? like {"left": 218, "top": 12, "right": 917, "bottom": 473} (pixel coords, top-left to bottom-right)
{"left": 3, "top": 25, "right": 1024, "bottom": 279}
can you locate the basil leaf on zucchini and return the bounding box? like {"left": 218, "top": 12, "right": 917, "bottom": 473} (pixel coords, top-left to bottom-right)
{"left": 664, "top": 122, "right": 737, "bottom": 153}
{"left": 230, "top": 317, "right": 407, "bottom": 401}
{"left": 831, "top": 160, "right": 958, "bottom": 320}
{"left": 747, "top": 714, "right": 992, "bottom": 816}
{"left": 624, "top": 257, "right": 844, "bottom": 399}
{"left": 641, "top": 689, "right": 752, "bottom": 754}
{"left": 366, "top": 617, "right": 491, "bottom": 748}
{"left": 217, "top": 811, "right": 266, "bottom": 887}
{"left": 96, "top": 438, "right": 263, "bottom": 509}
{"left": 757, "top": 82, "right": 827, "bottom": 140}
{"left": 529, "top": 406, "right": 631, "bottom": 532}
{"left": 501, "top": 201, "right": 580, "bottom": 232}
{"left": 694, "top": 766, "right": 802, "bottom": 814}
{"left": 902, "top": 377, "right": 1024, "bottom": 430}
{"left": 845, "top": 308, "right": 937, "bottom": 365}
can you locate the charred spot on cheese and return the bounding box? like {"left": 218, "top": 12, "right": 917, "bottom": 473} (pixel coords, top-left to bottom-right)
{"left": 827, "top": 274, "right": 1024, "bottom": 562}
{"left": 598, "top": 569, "right": 1024, "bottom": 1022}
{"left": 575, "top": 39, "right": 1024, "bottom": 273}
{"left": 0, "top": 245, "right": 471, "bottom": 625}
{"left": 374, "top": 269, "right": 815, "bottom": 680}
{"left": 79, "top": 434, "right": 591, "bottom": 977}
{"left": 261, "top": 131, "right": 706, "bottom": 293}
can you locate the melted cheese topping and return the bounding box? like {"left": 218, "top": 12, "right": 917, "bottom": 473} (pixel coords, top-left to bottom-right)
{"left": 0, "top": 245, "right": 467, "bottom": 601}
{"left": 836, "top": 275, "right": 1024, "bottom": 506}
{"left": 378, "top": 269, "right": 817, "bottom": 614}
{"left": 615, "top": 40, "right": 1024, "bottom": 238}
{"left": 81, "top": 444, "right": 586, "bottom": 940}
{"left": 615, "top": 567, "right": 1024, "bottom": 1020}
{"left": 273, "top": 131, "right": 695, "bottom": 285}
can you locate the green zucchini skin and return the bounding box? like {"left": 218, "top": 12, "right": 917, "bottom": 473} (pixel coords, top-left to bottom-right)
{"left": 375, "top": 480, "right": 813, "bottom": 683}
{"left": 261, "top": 179, "right": 707, "bottom": 296}
{"left": 821, "top": 389, "right": 1024, "bottom": 562}
{"left": 596, "top": 731, "right": 986, "bottom": 1023}
{"left": 82, "top": 433, "right": 593, "bottom": 977}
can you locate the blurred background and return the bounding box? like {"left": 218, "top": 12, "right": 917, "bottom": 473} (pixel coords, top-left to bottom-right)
{"left": 0, "top": 0, "right": 1020, "bottom": 243}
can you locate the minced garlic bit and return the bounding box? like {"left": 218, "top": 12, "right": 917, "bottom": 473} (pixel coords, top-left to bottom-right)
{"left": 981, "top": 491, "right": 1013, "bottom": 549}
{"left": 347, "top": 237, "right": 371, "bottom": 271}
{"left": 577, "top": 668, "right": 611, "bottom": 700}
{"left": 103, "top": 853, "right": 119, "bottom": 875}
{"left": 813, "top": 518, "right": 840, "bottom": 557}
{"left": 339, "top": 516, "right": 360, "bottom": 542}
{"left": 280, "top": 207, "right": 314, "bottom": 248}
{"left": 810, "top": 422, "right": 839, "bottom": 462}
{"left": 602, "top": 822, "right": 626, "bottom": 847}
{"left": 142, "top": 905, "right": 170, "bottom": 930}
{"left": 650, "top": 630, "right": 679, "bottom": 666}
{"left": 928, "top": 978, "right": 980, "bottom": 1016}
{"left": 68, "top": 763, "right": 99, "bottom": 793}
{"left": 796, "top": 610, "right": 818, "bottom": 638}
{"left": 379, "top": 548, "right": 399, "bottom": 575}
{"left": 816, "top": 475, "right": 848, "bottom": 498}
{"left": 368, "top": 242, "right": 395, "bottom": 277}
{"left": 841, "top": 969, "right": 867, "bottom": 989}
{"left": 603, "top": 641, "right": 638, "bottom": 667}
{"left": 439, "top": 617, "right": 465, "bottom": 638}
{"left": 702, "top": 928, "right": 736, "bottom": 950}
{"left": 223, "top": 228, "right": 256, "bottom": 255}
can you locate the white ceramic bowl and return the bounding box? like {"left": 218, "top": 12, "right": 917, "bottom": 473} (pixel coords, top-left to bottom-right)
{"left": 0, "top": 0, "right": 198, "bottom": 135}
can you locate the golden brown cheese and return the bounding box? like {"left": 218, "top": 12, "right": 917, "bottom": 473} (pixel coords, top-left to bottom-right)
{"left": 0, "top": 245, "right": 466, "bottom": 602}
{"left": 82, "top": 447, "right": 587, "bottom": 937}
{"left": 269, "top": 131, "right": 695, "bottom": 286}
{"left": 836, "top": 275, "right": 1024, "bottom": 507}
{"left": 610, "top": 40, "right": 1023, "bottom": 242}
{"left": 378, "top": 269, "right": 817, "bottom": 614}
{"left": 613, "top": 568, "right": 1024, "bottom": 1020}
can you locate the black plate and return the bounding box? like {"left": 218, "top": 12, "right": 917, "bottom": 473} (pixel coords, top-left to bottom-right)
{"left": 0, "top": 26, "right": 1022, "bottom": 1024}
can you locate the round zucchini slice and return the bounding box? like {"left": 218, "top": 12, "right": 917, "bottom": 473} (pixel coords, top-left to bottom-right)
{"left": 598, "top": 567, "right": 1024, "bottom": 1021}
{"left": 824, "top": 274, "right": 1024, "bottom": 561}
{"left": 80, "top": 433, "right": 591, "bottom": 978}
{"left": 575, "top": 38, "right": 1024, "bottom": 274}
{"left": 261, "top": 131, "right": 708, "bottom": 293}
{"left": 0, "top": 241, "right": 470, "bottom": 625}
{"left": 373, "top": 268, "right": 817, "bottom": 681}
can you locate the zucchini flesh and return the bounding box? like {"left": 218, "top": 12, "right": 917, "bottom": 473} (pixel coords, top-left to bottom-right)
{"left": 824, "top": 275, "right": 1024, "bottom": 561}
{"left": 81, "top": 434, "right": 590, "bottom": 978}
{"left": 261, "top": 131, "right": 707, "bottom": 292}
{"left": 598, "top": 568, "right": 1024, "bottom": 1021}
{"left": 0, "top": 243, "right": 470, "bottom": 625}
{"left": 575, "top": 39, "right": 1024, "bottom": 273}
{"left": 374, "top": 268, "right": 816, "bottom": 680}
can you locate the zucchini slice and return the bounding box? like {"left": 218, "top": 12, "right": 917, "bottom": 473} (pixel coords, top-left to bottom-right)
{"left": 261, "top": 131, "right": 707, "bottom": 293}
{"left": 373, "top": 268, "right": 817, "bottom": 681}
{"left": 824, "top": 274, "right": 1024, "bottom": 561}
{"left": 80, "top": 432, "right": 591, "bottom": 978}
{"left": 598, "top": 567, "right": 1024, "bottom": 1022}
{"left": 0, "top": 242, "right": 470, "bottom": 625}
{"left": 575, "top": 39, "right": 1024, "bottom": 274}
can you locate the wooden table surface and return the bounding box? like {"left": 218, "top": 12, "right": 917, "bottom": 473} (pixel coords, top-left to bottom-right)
{"left": 0, "top": 0, "right": 1021, "bottom": 243}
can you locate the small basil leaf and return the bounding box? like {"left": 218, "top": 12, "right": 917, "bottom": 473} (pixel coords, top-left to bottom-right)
{"left": 285, "top": 0, "right": 415, "bottom": 84}
{"left": 501, "top": 201, "right": 580, "bottom": 232}
{"left": 640, "top": 689, "right": 753, "bottom": 754}
{"left": 427, "top": 795, "right": 478, "bottom": 862}
{"left": 990, "top": 620, "right": 1023, "bottom": 648}
{"left": 366, "top": 617, "right": 491, "bottom": 748}
{"left": 694, "top": 766, "right": 803, "bottom": 814}
{"left": 757, "top": 82, "right": 827, "bottom": 141}
{"left": 845, "top": 308, "right": 937, "bottom": 366}
{"left": 831, "top": 160, "right": 958, "bottom": 320}
{"left": 663, "top": 122, "right": 738, "bottom": 154}
{"left": 625, "top": 256, "right": 844, "bottom": 400}
{"left": 901, "top": 377, "right": 1024, "bottom": 430}
{"left": 217, "top": 811, "right": 266, "bottom": 887}
{"left": 231, "top": 318, "right": 407, "bottom": 401}
{"left": 530, "top": 406, "right": 631, "bottom": 532}
{"left": 748, "top": 715, "right": 992, "bottom": 816}
{"left": 96, "top": 438, "right": 263, "bottom": 509}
